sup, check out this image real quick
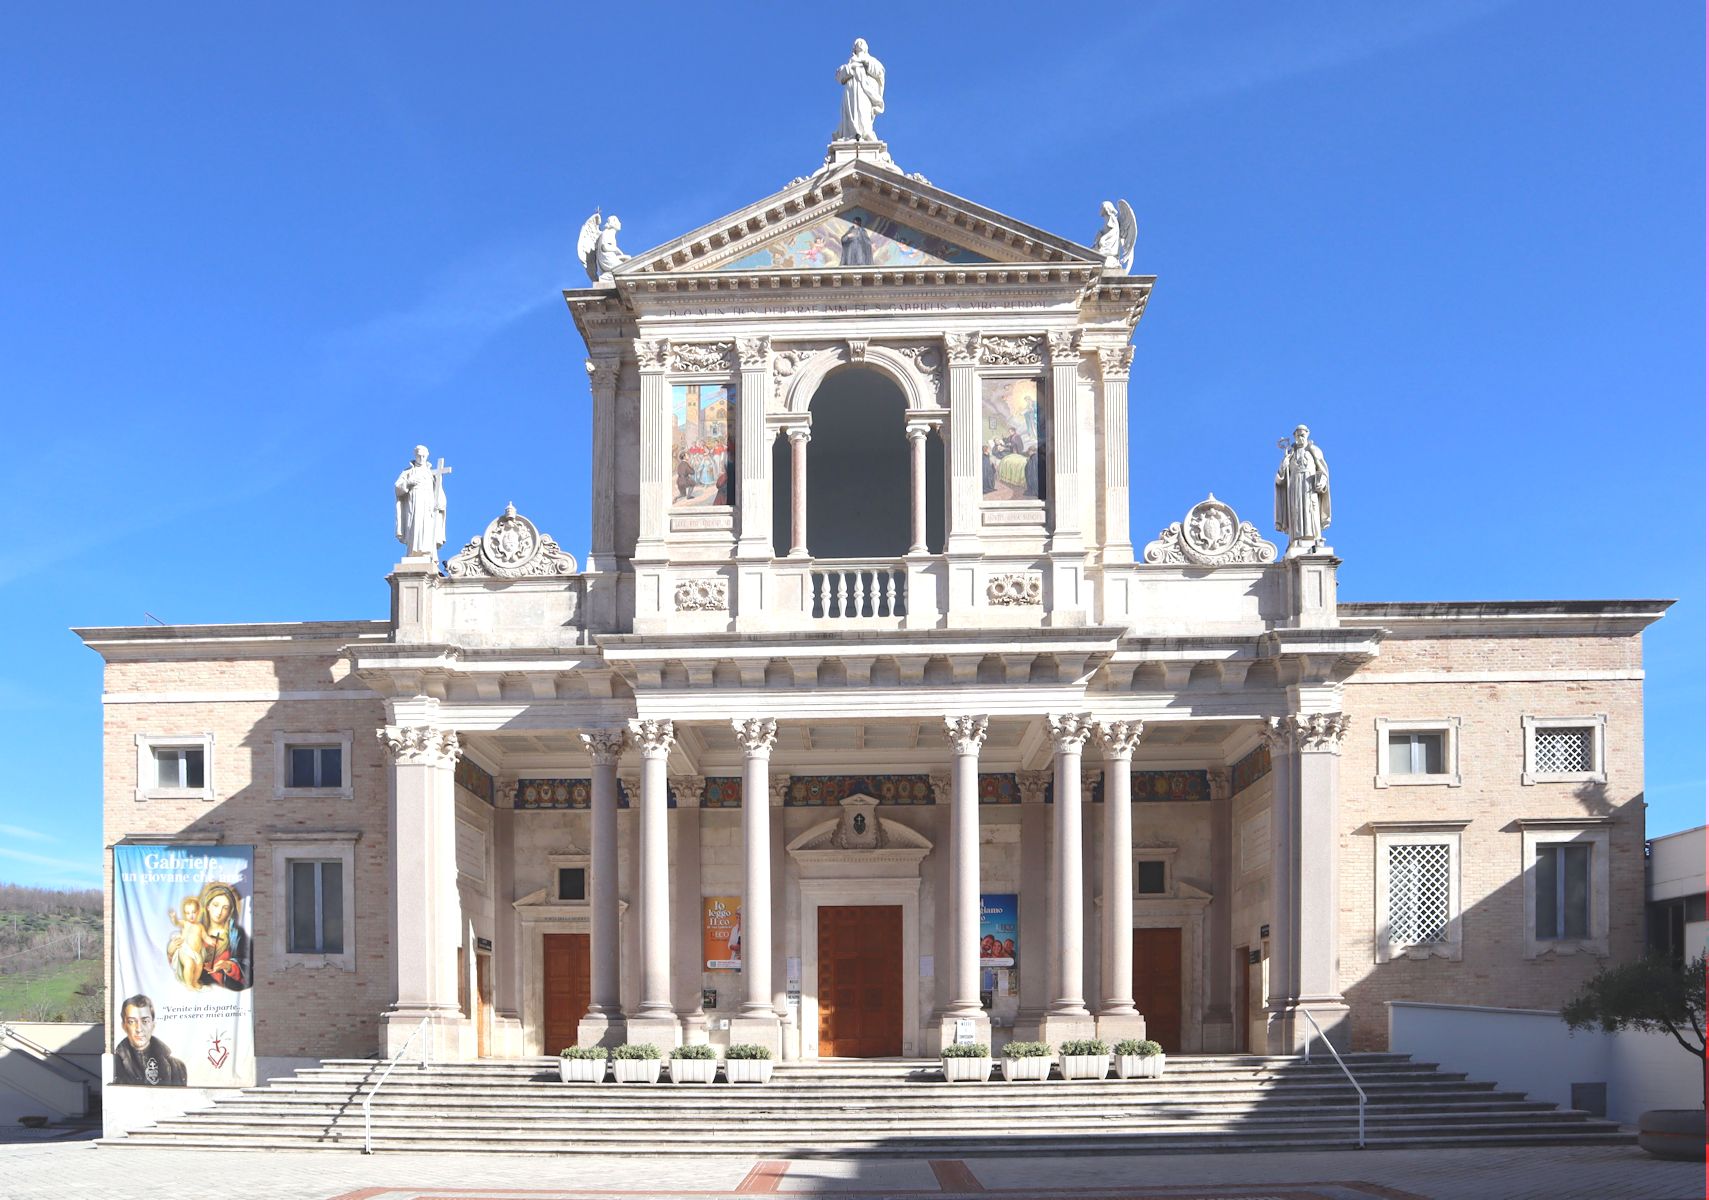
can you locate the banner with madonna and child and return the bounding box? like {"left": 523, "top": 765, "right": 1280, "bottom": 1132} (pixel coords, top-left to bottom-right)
{"left": 111, "top": 845, "right": 255, "bottom": 1087}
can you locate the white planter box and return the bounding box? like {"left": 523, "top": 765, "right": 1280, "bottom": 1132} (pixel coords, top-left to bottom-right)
{"left": 1114, "top": 1054, "right": 1165, "bottom": 1079}
{"left": 558, "top": 1057, "right": 606, "bottom": 1083}
{"left": 1000, "top": 1056, "right": 1053, "bottom": 1082}
{"left": 613, "top": 1057, "right": 661, "bottom": 1083}
{"left": 940, "top": 1056, "right": 993, "bottom": 1083}
{"left": 723, "top": 1058, "right": 774, "bottom": 1084}
{"left": 669, "top": 1057, "right": 718, "bottom": 1083}
{"left": 1060, "top": 1053, "right": 1111, "bottom": 1080}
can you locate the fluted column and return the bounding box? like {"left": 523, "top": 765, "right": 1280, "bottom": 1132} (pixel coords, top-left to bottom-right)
{"left": 907, "top": 421, "right": 931, "bottom": 555}
{"left": 579, "top": 730, "right": 627, "bottom": 1041}
{"left": 787, "top": 427, "right": 811, "bottom": 558}
{"left": 626, "top": 720, "right": 676, "bottom": 1042}
{"left": 1041, "top": 713, "right": 1096, "bottom": 1041}
{"left": 943, "top": 332, "right": 980, "bottom": 555}
{"left": 1096, "top": 720, "right": 1145, "bottom": 1042}
{"left": 1046, "top": 330, "right": 1088, "bottom": 624}
{"left": 379, "top": 724, "right": 463, "bottom": 1058}
{"left": 942, "top": 717, "right": 989, "bottom": 1036}
{"left": 736, "top": 337, "right": 772, "bottom": 560}
{"left": 1096, "top": 346, "right": 1135, "bottom": 563}
{"left": 731, "top": 718, "right": 783, "bottom": 1054}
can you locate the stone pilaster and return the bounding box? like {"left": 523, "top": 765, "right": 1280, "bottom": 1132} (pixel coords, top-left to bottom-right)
{"left": 633, "top": 339, "right": 670, "bottom": 619}
{"left": 943, "top": 332, "right": 981, "bottom": 556}
{"left": 670, "top": 775, "right": 708, "bottom": 1042}
{"left": 731, "top": 718, "right": 782, "bottom": 1055}
{"left": 1041, "top": 713, "right": 1097, "bottom": 1045}
{"left": 1096, "top": 345, "right": 1135, "bottom": 564}
{"left": 735, "top": 337, "right": 772, "bottom": 561}
{"left": 1203, "top": 765, "right": 1235, "bottom": 1051}
{"left": 1011, "top": 770, "right": 1051, "bottom": 1043}
{"left": 625, "top": 718, "right": 679, "bottom": 1053}
{"left": 1046, "top": 330, "right": 1088, "bottom": 625}
{"left": 1095, "top": 720, "right": 1145, "bottom": 1045}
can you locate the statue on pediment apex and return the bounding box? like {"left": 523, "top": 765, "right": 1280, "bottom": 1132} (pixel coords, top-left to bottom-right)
{"left": 833, "top": 39, "right": 886, "bottom": 143}
{"left": 1275, "top": 425, "right": 1332, "bottom": 556}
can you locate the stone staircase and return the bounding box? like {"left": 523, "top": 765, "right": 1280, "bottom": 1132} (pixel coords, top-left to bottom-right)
{"left": 100, "top": 1053, "right": 1631, "bottom": 1156}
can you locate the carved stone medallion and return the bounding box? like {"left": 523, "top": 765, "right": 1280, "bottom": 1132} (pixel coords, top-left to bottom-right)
{"left": 674, "top": 577, "right": 729, "bottom": 612}
{"left": 986, "top": 571, "right": 1043, "bottom": 606}
{"left": 1143, "top": 494, "right": 1277, "bottom": 567}
{"left": 445, "top": 503, "right": 579, "bottom": 579}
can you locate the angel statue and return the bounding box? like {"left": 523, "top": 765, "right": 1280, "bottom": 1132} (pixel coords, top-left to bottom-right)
{"left": 833, "top": 38, "right": 886, "bottom": 142}
{"left": 1094, "top": 200, "right": 1137, "bottom": 274}
{"left": 577, "top": 212, "right": 629, "bottom": 283}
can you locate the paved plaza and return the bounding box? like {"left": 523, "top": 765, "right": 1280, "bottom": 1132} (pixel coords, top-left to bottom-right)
{"left": 0, "top": 1138, "right": 1699, "bottom": 1200}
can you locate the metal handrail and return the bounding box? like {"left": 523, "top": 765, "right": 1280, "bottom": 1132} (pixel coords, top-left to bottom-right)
{"left": 361, "top": 1017, "right": 429, "bottom": 1154}
{"left": 1297, "top": 1007, "right": 1366, "bottom": 1148}
{"left": 0, "top": 1022, "right": 102, "bottom": 1083}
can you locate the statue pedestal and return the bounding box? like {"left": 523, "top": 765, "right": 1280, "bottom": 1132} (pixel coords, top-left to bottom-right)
{"left": 389, "top": 556, "right": 440, "bottom": 643}
{"left": 824, "top": 139, "right": 898, "bottom": 172}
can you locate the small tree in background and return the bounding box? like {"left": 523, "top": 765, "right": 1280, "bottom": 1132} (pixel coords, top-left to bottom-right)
{"left": 1562, "top": 952, "right": 1705, "bottom": 1108}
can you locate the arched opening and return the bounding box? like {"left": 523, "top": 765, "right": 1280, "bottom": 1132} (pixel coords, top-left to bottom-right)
{"left": 804, "top": 366, "right": 910, "bottom": 559}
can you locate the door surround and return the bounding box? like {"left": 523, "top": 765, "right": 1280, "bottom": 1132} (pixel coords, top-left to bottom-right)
{"left": 799, "top": 878, "right": 921, "bottom": 1058}
{"left": 1099, "top": 881, "right": 1210, "bottom": 1052}
{"left": 514, "top": 887, "right": 627, "bottom": 1056}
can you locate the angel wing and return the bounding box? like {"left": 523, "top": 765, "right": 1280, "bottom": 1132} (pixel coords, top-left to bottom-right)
{"left": 576, "top": 212, "right": 603, "bottom": 282}
{"left": 1117, "top": 200, "right": 1138, "bottom": 275}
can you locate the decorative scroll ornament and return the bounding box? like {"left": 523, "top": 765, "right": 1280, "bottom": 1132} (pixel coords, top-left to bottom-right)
{"left": 673, "top": 577, "right": 729, "bottom": 612}
{"left": 943, "top": 715, "right": 989, "bottom": 756}
{"left": 979, "top": 334, "right": 1045, "bottom": 366}
{"left": 943, "top": 331, "right": 980, "bottom": 364}
{"left": 445, "top": 503, "right": 578, "bottom": 579}
{"left": 846, "top": 338, "right": 868, "bottom": 362}
{"left": 897, "top": 345, "right": 944, "bottom": 400}
{"left": 736, "top": 336, "right": 771, "bottom": 369}
{"left": 986, "top": 571, "right": 1043, "bottom": 606}
{"left": 377, "top": 725, "right": 460, "bottom": 765}
{"left": 1143, "top": 495, "right": 1278, "bottom": 567}
{"left": 1264, "top": 713, "right": 1350, "bottom": 754}
{"left": 669, "top": 341, "right": 736, "bottom": 374}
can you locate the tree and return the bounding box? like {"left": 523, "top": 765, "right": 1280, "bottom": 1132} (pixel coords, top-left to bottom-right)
{"left": 1562, "top": 952, "right": 1706, "bottom": 1109}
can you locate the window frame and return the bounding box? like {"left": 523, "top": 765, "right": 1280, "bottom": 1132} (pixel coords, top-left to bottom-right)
{"left": 1373, "top": 717, "right": 1461, "bottom": 788}
{"left": 1521, "top": 714, "right": 1607, "bottom": 786}
{"left": 269, "top": 833, "right": 358, "bottom": 971}
{"left": 1519, "top": 819, "right": 1611, "bottom": 958}
{"left": 1132, "top": 846, "right": 1178, "bottom": 898}
{"left": 977, "top": 368, "right": 1050, "bottom": 519}
{"left": 134, "top": 732, "right": 215, "bottom": 803}
{"left": 272, "top": 731, "right": 354, "bottom": 800}
{"left": 1371, "top": 820, "right": 1467, "bottom": 962}
{"left": 548, "top": 851, "right": 592, "bottom": 907}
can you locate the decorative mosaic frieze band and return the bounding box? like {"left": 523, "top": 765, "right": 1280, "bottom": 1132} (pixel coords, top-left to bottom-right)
{"left": 454, "top": 757, "right": 494, "bottom": 804}
{"left": 1231, "top": 742, "right": 1272, "bottom": 795}
{"left": 516, "top": 778, "right": 635, "bottom": 809}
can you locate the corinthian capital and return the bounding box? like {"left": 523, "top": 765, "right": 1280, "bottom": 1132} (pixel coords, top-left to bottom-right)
{"left": 1264, "top": 712, "right": 1349, "bottom": 755}
{"left": 1099, "top": 344, "right": 1135, "bottom": 380}
{"left": 669, "top": 774, "right": 706, "bottom": 808}
{"left": 732, "top": 717, "right": 778, "bottom": 756}
{"left": 632, "top": 337, "right": 669, "bottom": 371}
{"left": 579, "top": 728, "right": 627, "bottom": 766}
{"left": 585, "top": 356, "right": 619, "bottom": 392}
{"left": 943, "top": 330, "right": 980, "bottom": 364}
{"left": 377, "top": 725, "right": 460, "bottom": 765}
{"left": 1096, "top": 719, "right": 1144, "bottom": 758}
{"left": 736, "top": 335, "right": 771, "bottom": 369}
{"left": 943, "top": 715, "right": 989, "bottom": 756}
{"left": 1016, "top": 770, "right": 1051, "bottom": 803}
{"left": 1045, "top": 712, "right": 1096, "bottom": 751}
{"left": 627, "top": 718, "right": 675, "bottom": 757}
{"left": 1046, "top": 328, "right": 1082, "bottom": 364}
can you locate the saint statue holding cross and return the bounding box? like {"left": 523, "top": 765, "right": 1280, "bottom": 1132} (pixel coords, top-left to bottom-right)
{"left": 394, "top": 444, "right": 450, "bottom": 559}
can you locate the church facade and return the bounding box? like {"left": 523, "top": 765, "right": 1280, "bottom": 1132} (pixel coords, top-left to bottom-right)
{"left": 81, "top": 58, "right": 1666, "bottom": 1085}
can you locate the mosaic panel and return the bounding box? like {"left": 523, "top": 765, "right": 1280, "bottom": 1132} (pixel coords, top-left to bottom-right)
{"left": 978, "top": 773, "right": 1021, "bottom": 804}
{"left": 700, "top": 777, "right": 743, "bottom": 808}
{"left": 454, "top": 756, "right": 494, "bottom": 805}
{"left": 515, "top": 778, "right": 635, "bottom": 809}
{"left": 720, "top": 205, "right": 990, "bottom": 271}
{"left": 1232, "top": 742, "right": 1272, "bottom": 795}
{"left": 781, "top": 774, "right": 935, "bottom": 806}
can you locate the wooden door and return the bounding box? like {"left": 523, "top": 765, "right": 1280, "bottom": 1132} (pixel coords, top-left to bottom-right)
{"left": 1132, "top": 926, "right": 1184, "bottom": 1052}
{"left": 475, "top": 951, "right": 493, "bottom": 1058}
{"left": 1232, "top": 945, "right": 1249, "bottom": 1053}
{"left": 817, "top": 905, "right": 903, "bottom": 1057}
{"left": 543, "top": 933, "right": 590, "bottom": 1056}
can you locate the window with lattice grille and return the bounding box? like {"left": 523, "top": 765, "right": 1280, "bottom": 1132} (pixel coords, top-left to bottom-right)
{"left": 1387, "top": 843, "right": 1450, "bottom": 945}
{"left": 1535, "top": 726, "right": 1594, "bottom": 774}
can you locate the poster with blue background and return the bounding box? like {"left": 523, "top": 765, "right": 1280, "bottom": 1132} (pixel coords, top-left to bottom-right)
{"left": 112, "top": 845, "right": 255, "bottom": 1087}
{"left": 979, "top": 893, "right": 1018, "bottom": 966}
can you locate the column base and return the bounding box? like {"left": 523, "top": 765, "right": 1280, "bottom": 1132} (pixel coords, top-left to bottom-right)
{"left": 1094, "top": 1012, "right": 1147, "bottom": 1045}
{"left": 728, "top": 1014, "right": 782, "bottom": 1058}
{"left": 622, "top": 1015, "right": 681, "bottom": 1058}
{"left": 1009, "top": 1009, "right": 1047, "bottom": 1047}
{"left": 1266, "top": 1000, "right": 1351, "bottom": 1055}
{"left": 575, "top": 1012, "right": 627, "bottom": 1051}
{"left": 380, "top": 1006, "right": 467, "bottom": 1061}
{"left": 1038, "top": 1012, "right": 1099, "bottom": 1048}
{"left": 492, "top": 1012, "right": 526, "bottom": 1059}
{"left": 931, "top": 1013, "right": 992, "bottom": 1055}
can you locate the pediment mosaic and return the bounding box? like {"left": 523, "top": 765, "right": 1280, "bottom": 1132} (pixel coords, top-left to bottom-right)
{"left": 718, "top": 206, "right": 990, "bottom": 271}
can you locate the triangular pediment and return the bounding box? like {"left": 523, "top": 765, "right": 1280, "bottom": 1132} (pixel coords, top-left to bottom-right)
{"left": 615, "top": 162, "right": 1101, "bottom": 278}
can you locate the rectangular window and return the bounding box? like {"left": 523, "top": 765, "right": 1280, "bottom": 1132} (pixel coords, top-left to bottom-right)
{"left": 557, "top": 867, "right": 587, "bottom": 902}
{"left": 1535, "top": 843, "right": 1591, "bottom": 940}
{"left": 1386, "top": 732, "right": 1444, "bottom": 776}
{"left": 981, "top": 378, "right": 1045, "bottom": 501}
{"left": 154, "top": 747, "right": 205, "bottom": 790}
{"left": 288, "top": 860, "right": 344, "bottom": 954}
{"left": 1387, "top": 843, "right": 1450, "bottom": 945}
{"left": 1135, "top": 861, "right": 1167, "bottom": 895}
{"left": 1534, "top": 727, "right": 1594, "bottom": 775}
{"left": 671, "top": 383, "right": 735, "bottom": 508}
{"left": 286, "top": 745, "right": 342, "bottom": 789}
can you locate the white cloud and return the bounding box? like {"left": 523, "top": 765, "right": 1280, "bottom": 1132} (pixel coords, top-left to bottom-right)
{"left": 0, "top": 823, "right": 54, "bottom": 843}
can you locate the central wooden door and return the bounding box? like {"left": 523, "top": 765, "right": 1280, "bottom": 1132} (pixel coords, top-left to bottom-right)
{"left": 817, "top": 905, "right": 902, "bottom": 1057}
{"left": 543, "top": 933, "right": 590, "bottom": 1056}
{"left": 1132, "top": 926, "right": 1184, "bottom": 1053}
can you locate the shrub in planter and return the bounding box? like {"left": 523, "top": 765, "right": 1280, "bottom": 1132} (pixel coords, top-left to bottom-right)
{"left": 669, "top": 1043, "right": 718, "bottom": 1083}
{"left": 723, "top": 1042, "right": 774, "bottom": 1084}
{"left": 1000, "top": 1039, "right": 1054, "bottom": 1082}
{"left": 940, "top": 1041, "right": 992, "bottom": 1083}
{"left": 1058, "top": 1037, "right": 1112, "bottom": 1080}
{"left": 557, "top": 1045, "right": 607, "bottom": 1083}
{"left": 611, "top": 1042, "right": 662, "bottom": 1083}
{"left": 1113, "top": 1038, "right": 1166, "bottom": 1079}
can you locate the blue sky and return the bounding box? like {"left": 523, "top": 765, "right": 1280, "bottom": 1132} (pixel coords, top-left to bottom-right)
{"left": 0, "top": 3, "right": 1701, "bottom": 889}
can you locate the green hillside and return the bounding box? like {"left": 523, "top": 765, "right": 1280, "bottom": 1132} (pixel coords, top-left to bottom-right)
{"left": 0, "top": 884, "right": 104, "bottom": 1021}
{"left": 0, "top": 958, "right": 101, "bottom": 1022}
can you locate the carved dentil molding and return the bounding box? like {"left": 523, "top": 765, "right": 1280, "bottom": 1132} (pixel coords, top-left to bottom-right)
{"left": 943, "top": 715, "right": 989, "bottom": 756}
{"left": 1096, "top": 719, "right": 1144, "bottom": 758}
{"left": 1143, "top": 495, "right": 1277, "bottom": 567}
{"left": 736, "top": 335, "right": 770, "bottom": 369}
{"left": 445, "top": 503, "right": 578, "bottom": 579}
{"left": 979, "top": 333, "right": 1045, "bottom": 366}
{"left": 579, "top": 729, "right": 626, "bottom": 766}
{"left": 378, "top": 725, "right": 460, "bottom": 765}
{"left": 986, "top": 571, "right": 1042, "bottom": 606}
{"left": 1264, "top": 713, "right": 1350, "bottom": 754}
{"left": 732, "top": 717, "right": 778, "bottom": 755}
{"left": 1046, "top": 712, "right": 1096, "bottom": 750}
{"left": 674, "top": 577, "right": 729, "bottom": 612}
{"left": 628, "top": 719, "right": 676, "bottom": 756}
